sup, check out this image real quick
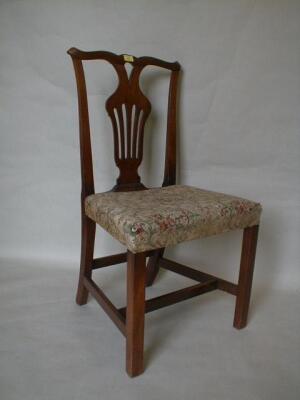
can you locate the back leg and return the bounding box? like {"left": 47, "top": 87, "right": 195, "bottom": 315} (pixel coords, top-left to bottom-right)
{"left": 76, "top": 214, "right": 96, "bottom": 305}
{"left": 146, "top": 248, "right": 164, "bottom": 287}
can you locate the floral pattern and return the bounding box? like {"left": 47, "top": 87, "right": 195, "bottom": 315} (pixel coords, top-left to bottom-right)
{"left": 85, "top": 185, "right": 262, "bottom": 253}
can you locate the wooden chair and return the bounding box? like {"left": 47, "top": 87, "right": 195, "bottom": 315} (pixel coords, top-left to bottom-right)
{"left": 67, "top": 48, "right": 262, "bottom": 377}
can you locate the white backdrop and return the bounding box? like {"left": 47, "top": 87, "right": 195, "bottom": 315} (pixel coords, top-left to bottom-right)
{"left": 0, "top": 0, "right": 299, "bottom": 291}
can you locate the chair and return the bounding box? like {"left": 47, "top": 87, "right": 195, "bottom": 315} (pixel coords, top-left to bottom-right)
{"left": 67, "top": 48, "right": 262, "bottom": 377}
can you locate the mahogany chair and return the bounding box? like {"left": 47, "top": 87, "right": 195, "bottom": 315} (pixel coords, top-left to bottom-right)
{"left": 68, "top": 48, "right": 262, "bottom": 377}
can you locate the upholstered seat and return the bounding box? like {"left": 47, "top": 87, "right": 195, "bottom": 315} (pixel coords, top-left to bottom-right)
{"left": 85, "top": 185, "right": 262, "bottom": 253}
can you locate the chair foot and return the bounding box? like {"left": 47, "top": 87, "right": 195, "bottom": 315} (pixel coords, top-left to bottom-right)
{"left": 76, "top": 215, "right": 96, "bottom": 306}
{"left": 126, "top": 251, "right": 146, "bottom": 377}
{"left": 146, "top": 248, "right": 164, "bottom": 287}
{"left": 233, "top": 225, "right": 259, "bottom": 329}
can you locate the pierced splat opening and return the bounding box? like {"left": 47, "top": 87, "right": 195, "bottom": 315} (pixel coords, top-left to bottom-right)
{"left": 112, "top": 105, "right": 144, "bottom": 160}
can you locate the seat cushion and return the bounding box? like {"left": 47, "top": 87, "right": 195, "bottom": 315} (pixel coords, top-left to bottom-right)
{"left": 85, "top": 185, "right": 262, "bottom": 253}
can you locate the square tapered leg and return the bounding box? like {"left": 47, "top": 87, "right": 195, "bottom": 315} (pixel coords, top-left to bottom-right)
{"left": 126, "top": 251, "right": 146, "bottom": 377}
{"left": 234, "top": 225, "right": 259, "bottom": 329}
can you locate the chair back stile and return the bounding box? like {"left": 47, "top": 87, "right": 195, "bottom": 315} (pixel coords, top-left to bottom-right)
{"left": 68, "top": 48, "right": 180, "bottom": 194}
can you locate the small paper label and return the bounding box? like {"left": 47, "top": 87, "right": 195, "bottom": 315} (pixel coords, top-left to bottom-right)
{"left": 123, "top": 54, "right": 134, "bottom": 63}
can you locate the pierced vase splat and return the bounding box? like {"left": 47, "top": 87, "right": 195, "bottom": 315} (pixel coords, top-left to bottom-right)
{"left": 105, "top": 59, "right": 151, "bottom": 191}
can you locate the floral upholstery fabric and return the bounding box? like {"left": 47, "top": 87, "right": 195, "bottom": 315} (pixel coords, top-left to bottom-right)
{"left": 85, "top": 185, "right": 262, "bottom": 254}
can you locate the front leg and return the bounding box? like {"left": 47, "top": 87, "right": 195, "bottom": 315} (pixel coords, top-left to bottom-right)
{"left": 234, "top": 225, "right": 259, "bottom": 329}
{"left": 126, "top": 251, "right": 146, "bottom": 377}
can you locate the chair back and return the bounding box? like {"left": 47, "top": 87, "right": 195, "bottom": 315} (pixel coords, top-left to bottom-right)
{"left": 68, "top": 48, "right": 180, "bottom": 194}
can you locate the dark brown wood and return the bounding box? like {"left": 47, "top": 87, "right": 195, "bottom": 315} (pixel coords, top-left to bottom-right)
{"left": 146, "top": 248, "right": 164, "bottom": 287}
{"left": 70, "top": 53, "right": 96, "bottom": 306}
{"left": 68, "top": 48, "right": 180, "bottom": 70}
{"left": 126, "top": 251, "right": 146, "bottom": 377}
{"left": 92, "top": 249, "right": 156, "bottom": 270}
{"left": 76, "top": 215, "right": 96, "bottom": 305}
{"left": 69, "top": 57, "right": 95, "bottom": 198}
{"left": 160, "top": 258, "right": 238, "bottom": 295}
{"left": 145, "top": 279, "right": 217, "bottom": 313}
{"left": 107, "top": 63, "right": 151, "bottom": 192}
{"left": 119, "top": 279, "right": 217, "bottom": 317}
{"left": 233, "top": 225, "right": 259, "bottom": 329}
{"left": 163, "top": 69, "right": 180, "bottom": 186}
{"left": 68, "top": 48, "right": 180, "bottom": 192}
{"left": 83, "top": 276, "right": 126, "bottom": 335}
{"left": 92, "top": 252, "right": 127, "bottom": 269}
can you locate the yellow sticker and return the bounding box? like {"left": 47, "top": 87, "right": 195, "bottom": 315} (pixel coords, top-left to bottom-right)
{"left": 123, "top": 54, "right": 134, "bottom": 63}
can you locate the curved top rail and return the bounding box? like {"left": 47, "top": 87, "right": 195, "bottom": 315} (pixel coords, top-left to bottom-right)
{"left": 67, "top": 47, "right": 180, "bottom": 71}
